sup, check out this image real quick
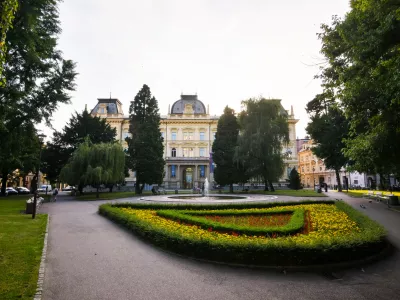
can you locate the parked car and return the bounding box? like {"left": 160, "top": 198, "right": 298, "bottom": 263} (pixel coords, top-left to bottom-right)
{"left": 62, "top": 186, "right": 75, "bottom": 191}
{"left": 16, "top": 187, "right": 30, "bottom": 194}
{"left": 5, "top": 187, "right": 18, "bottom": 195}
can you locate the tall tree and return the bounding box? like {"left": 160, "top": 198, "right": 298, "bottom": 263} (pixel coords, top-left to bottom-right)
{"left": 315, "top": 0, "right": 400, "bottom": 179}
{"left": 126, "top": 84, "right": 164, "bottom": 194}
{"left": 0, "top": 0, "right": 18, "bottom": 85}
{"left": 235, "top": 98, "right": 289, "bottom": 191}
{"left": 42, "top": 110, "right": 117, "bottom": 184}
{"left": 288, "top": 167, "right": 301, "bottom": 190}
{"left": 212, "top": 106, "right": 244, "bottom": 193}
{"left": 306, "top": 106, "right": 349, "bottom": 191}
{"left": 60, "top": 139, "right": 125, "bottom": 197}
{"left": 0, "top": 0, "right": 76, "bottom": 193}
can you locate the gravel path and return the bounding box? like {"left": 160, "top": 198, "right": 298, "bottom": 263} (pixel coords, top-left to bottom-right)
{"left": 40, "top": 192, "right": 400, "bottom": 300}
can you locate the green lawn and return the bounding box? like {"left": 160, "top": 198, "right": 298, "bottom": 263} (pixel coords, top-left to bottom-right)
{"left": 247, "top": 189, "right": 327, "bottom": 197}
{"left": 331, "top": 190, "right": 400, "bottom": 198}
{"left": 0, "top": 199, "right": 47, "bottom": 300}
{"left": 2, "top": 194, "right": 51, "bottom": 202}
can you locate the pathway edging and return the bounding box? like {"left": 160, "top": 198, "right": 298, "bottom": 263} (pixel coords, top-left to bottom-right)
{"left": 33, "top": 214, "right": 49, "bottom": 300}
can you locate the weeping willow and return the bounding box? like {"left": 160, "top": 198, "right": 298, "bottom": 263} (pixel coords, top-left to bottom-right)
{"left": 60, "top": 139, "right": 125, "bottom": 197}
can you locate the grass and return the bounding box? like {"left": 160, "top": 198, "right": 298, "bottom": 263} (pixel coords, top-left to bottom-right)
{"left": 0, "top": 194, "right": 51, "bottom": 202}
{"left": 246, "top": 189, "right": 327, "bottom": 197}
{"left": 0, "top": 199, "right": 47, "bottom": 300}
{"left": 99, "top": 200, "right": 387, "bottom": 266}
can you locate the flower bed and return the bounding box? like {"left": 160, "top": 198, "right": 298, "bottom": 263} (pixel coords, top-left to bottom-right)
{"left": 99, "top": 201, "right": 387, "bottom": 266}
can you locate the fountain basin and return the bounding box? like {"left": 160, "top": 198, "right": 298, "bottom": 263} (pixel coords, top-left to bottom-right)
{"left": 168, "top": 195, "right": 247, "bottom": 200}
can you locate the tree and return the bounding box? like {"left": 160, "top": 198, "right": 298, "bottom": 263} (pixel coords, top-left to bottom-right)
{"left": 288, "top": 167, "right": 301, "bottom": 190}
{"left": 0, "top": 0, "right": 18, "bottom": 85}
{"left": 60, "top": 139, "right": 125, "bottom": 197}
{"left": 42, "top": 109, "right": 117, "bottom": 184}
{"left": 306, "top": 106, "right": 349, "bottom": 191}
{"left": 235, "top": 98, "right": 289, "bottom": 191}
{"left": 212, "top": 106, "right": 245, "bottom": 193}
{"left": 126, "top": 84, "right": 165, "bottom": 194}
{"left": 315, "top": 0, "right": 400, "bottom": 179}
{"left": 0, "top": 0, "right": 76, "bottom": 193}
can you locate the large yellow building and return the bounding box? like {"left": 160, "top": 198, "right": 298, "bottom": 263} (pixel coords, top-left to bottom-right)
{"left": 91, "top": 94, "right": 298, "bottom": 189}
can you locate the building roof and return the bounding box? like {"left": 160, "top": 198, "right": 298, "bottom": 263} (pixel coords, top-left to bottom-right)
{"left": 170, "top": 95, "right": 206, "bottom": 114}
{"left": 90, "top": 98, "right": 124, "bottom": 115}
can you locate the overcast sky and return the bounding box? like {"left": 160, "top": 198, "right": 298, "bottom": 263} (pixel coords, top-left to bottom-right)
{"left": 41, "top": 0, "right": 350, "bottom": 139}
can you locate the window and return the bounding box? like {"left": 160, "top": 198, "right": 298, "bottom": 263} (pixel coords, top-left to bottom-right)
{"left": 98, "top": 107, "right": 105, "bottom": 114}
{"left": 183, "top": 131, "right": 194, "bottom": 140}
{"left": 183, "top": 148, "right": 194, "bottom": 157}
{"left": 354, "top": 180, "right": 358, "bottom": 185}
{"left": 122, "top": 131, "right": 130, "bottom": 140}
{"left": 301, "top": 167, "right": 304, "bottom": 172}
{"left": 171, "top": 132, "right": 177, "bottom": 140}
{"left": 199, "top": 148, "right": 205, "bottom": 157}
{"left": 200, "top": 166, "right": 205, "bottom": 178}
{"left": 200, "top": 132, "right": 205, "bottom": 141}
{"left": 171, "top": 165, "right": 176, "bottom": 178}
{"left": 171, "top": 148, "right": 176, "bottom": 157}
{"left": 213, "top": 132, "right": 216, "bottom": 141}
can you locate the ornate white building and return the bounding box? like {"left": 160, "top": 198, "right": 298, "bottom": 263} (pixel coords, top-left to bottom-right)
{"left": 91, "top": 94, "right": 298, "bottom": 188}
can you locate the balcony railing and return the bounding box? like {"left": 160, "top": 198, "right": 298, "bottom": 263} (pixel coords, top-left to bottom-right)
{"left": 166, "top": 156, "right": 209, "bottom": 160}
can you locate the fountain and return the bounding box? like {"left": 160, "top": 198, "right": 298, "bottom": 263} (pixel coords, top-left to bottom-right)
{"left": 202, "top": 178, "right": 209, "bottom": 197}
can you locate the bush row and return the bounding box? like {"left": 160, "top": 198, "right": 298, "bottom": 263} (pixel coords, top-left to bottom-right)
{"left": 98, "top": 200, "right": 388, "bottom": 266}
{"left": 156, "top": 208, "right": 304, "bottom": 236}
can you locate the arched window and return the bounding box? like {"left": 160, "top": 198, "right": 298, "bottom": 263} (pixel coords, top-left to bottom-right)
{"left": 171, "top": 148, "right": 176, "bottom": 157}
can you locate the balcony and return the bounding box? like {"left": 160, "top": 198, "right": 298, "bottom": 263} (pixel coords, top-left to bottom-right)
{"left": 166, "top": 156, "right": 209, "bottom": 161}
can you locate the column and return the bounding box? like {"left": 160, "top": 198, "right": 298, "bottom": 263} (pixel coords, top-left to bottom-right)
{"left": 195, "top": 165, "right": 198, "bottom": 187}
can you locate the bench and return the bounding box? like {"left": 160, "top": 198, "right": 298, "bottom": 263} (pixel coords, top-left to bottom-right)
{"left": 371, "top": 192, "right": 385, "bottom": 202}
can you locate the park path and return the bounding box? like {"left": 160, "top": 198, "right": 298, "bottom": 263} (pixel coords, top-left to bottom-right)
{"left": 40, "top": 193, "right": 400, "bottom": 300}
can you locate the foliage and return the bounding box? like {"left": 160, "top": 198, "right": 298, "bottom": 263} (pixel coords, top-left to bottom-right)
{"left": 99, "top": 201, "right": 387, "bottom": 266}
{"left": 0, "top": 122, "right": 40, "bottom": 195}
{"left": 60, "top": 139, "right": 125, "bottom": 197}
{"left": 0, "top": 0, "right": 18, "bottom": 86}
{"left": 126, "top": 85, "right": 164, "bottom": 194}
{"left": 288, "top": 168, "right": 301, "bottom": 190}
{"left": 306, "top": 106, "right": 349, "bottom": 191}
{"left": 235, "top": 98, "right": 289, "bottom": 191}
{"left": 0, "top": 0, "right": 76, "bottom": 192}
{"left": 212, "top": 106, "right": 247, "bottom": 192}
{"left": 42, "top": 109, "right": 116, "bottom": 183}
{"left": 0, "top": 199, "right": 47, "bottom": 300}
{"left": 315, "top": 0, "right": 400, "bottom": 179}
{"left": 246, "top": 189, "right": 325, "bottom": 197}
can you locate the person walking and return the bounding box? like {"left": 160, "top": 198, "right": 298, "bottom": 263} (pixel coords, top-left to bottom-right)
{"left": 52, "top": 188, "right": 59, "bottom": 202}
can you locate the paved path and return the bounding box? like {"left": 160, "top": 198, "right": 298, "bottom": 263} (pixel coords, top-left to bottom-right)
{"left": 40, "top": 193, "right": 400, "bottom": 300}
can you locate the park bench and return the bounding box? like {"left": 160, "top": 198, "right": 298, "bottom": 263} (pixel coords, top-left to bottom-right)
{"left": 371, "top": 192, "right": 386, "bottom": 202}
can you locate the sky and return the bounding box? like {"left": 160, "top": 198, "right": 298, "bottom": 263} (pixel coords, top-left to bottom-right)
{"left": 41, "top": 0, "right": 350, "bottom": 140}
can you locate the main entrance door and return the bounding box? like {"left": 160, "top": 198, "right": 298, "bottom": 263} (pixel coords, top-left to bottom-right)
{"left": 182, "top": 167, "right": 193, "bottom": 189}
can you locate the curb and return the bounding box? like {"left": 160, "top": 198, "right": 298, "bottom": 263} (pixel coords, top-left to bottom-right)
{"left": 33, "top": 214, "right": 49, "bottom": 300}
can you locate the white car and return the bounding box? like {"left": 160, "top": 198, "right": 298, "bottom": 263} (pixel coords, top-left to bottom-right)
{"left": 62, "top": 186, "right": 75, "bottom": 191}
{"left": 5, "top": 187, "right": 18, "bottom": 195}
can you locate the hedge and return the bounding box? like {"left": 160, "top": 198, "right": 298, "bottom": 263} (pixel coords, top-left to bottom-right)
{"left": 98, "top": 200, "right": 388, "bottom": 266}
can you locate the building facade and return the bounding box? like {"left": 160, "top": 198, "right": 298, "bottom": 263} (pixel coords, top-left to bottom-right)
{"left": 298, "top": 140, "right": 366, "bottom": 188}
{"left": 91, "top": 94, "right": 299, "bottom": 188}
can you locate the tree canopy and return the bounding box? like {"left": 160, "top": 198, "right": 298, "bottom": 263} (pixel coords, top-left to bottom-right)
{"left": 235, "top": 98, "right": 289, "bottom": 191}
{"left": 126, "top": 84, "right": 165, "bottom": 194}
{"left": 289, "top": 167, "right": 301, "bottom": 190}
{"left": 0, "top": 0, "right": 76, "bottom": 192}
{"left": 42, "top": 109, "right": 117, "bottom": 184}
{"left": 212, "top": 106, "right": 246, "bottom": 192}
{"left": 313, "top": 0, "right": 400, "bottom": 182}
{"left": 60, "top": 139, "right": 125, "bottom": 197}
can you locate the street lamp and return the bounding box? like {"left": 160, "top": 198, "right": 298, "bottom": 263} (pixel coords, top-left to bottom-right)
{"left": 312, "top": 167, "right": 315, "bottom": 189}
{"left": 32, "top": 134, "right": 46, "bottom": 219}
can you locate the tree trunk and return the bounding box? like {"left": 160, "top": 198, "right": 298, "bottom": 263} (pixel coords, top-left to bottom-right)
{"left": 96, "top": 187, "right": 99, "bottom": 199}
{"left": 335, "top": 169, "right": 342, "bottom": 191}
{"left": 229, "top": 183, "right": 233, "bottom": 193}
{"left": 268, "top": 180, "right": 275, "bottom": 192}
{"left": 78, "top": 184, "right": 84, "bottom": 195}
{"left": 135, "top": 180, "right": 140, "bottom": 194}
{"left": 264, "top": 178, "right": 269, "bottom": 191}
{"left": 140, "top": 184, "right": 145, "bottom": 194}
{"left": 1, "top": 174, "right": 7, "bottom": 195}
{"left": 109, "top": 185, "right": 113, "bottom": 193}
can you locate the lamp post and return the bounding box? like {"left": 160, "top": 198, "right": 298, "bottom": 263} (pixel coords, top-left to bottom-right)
{"left": 312, "top": 167, "right": 315, "bottom": 189}
{"left": 32, "top": 134, "right": 46, "bottom": 219}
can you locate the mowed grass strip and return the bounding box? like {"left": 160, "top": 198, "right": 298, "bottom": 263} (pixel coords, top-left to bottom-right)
{"left": 0, "top": 199, "right": 47, "bottom": 300}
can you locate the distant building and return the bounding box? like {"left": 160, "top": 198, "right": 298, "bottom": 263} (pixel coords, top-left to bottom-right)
{"left": 298, "top": 140, "right": 366, "bottom": 188}
{"left": 91, "top": 95, "right": 299, "bottom": 188}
